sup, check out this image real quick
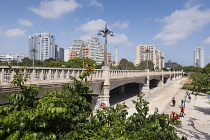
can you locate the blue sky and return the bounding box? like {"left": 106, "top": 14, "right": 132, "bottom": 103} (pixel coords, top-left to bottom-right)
{"left": 1, "top": 0, "right": 210, "bottom": 66}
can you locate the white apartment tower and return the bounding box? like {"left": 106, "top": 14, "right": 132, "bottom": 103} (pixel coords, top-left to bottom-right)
{"left": 136, "top": 45, "right": 164, "bottom": 70}
{"left": 29, "top": 31, "right": 63, "bottom": 61}
{"left": 66, "top": 38, "right": 105, "bottom": 64}
{"left": 86, "top": 37, "right": 104, "bottom": 64}
{"left": 194, "top": 46, "right": 204, "bottom": 68}
{"left": 71, "top": 40, "right": 85, "bottom": 58}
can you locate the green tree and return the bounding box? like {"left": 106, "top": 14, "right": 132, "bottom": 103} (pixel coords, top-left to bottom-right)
{"left": 118, "top": 58, "right": 136, "bottom": 70}
{"left": 65, "top": 58, "right": 95, "bottom": 68}
{"left": 0, "top": 66, "right": 186, "bottom": 139}
{"left": 182, "top": 66, "right": 202, "bottom": 73}
{"left": 138, "top": 60, "right": 154, "bottom": 70}
{"left": 0, "top": 60, "right": 9, "bottom": 66}
{"left": 18, "top": 57, "right": 33, "bottom": 67}
{"left": 171, "top": 64, "right": 183, "bottom": 71}
{"left": 189, "top": 72, "right": 210, "bottom": 93}
{"left": 202, "top": 63, "right": 210, "bottom": 74}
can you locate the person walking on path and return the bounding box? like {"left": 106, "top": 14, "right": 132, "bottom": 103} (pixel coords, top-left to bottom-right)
{"left": 188, "top": 94, "right": 191, "bottom": 103}
{"left": 180, "top": 107, "right": 185, "bottom": 117}
{"left": 172, "top": 97, "right": 176, "bottom": 107}
{"left": 195, "top": 93, "right": 198, "bottom": 99}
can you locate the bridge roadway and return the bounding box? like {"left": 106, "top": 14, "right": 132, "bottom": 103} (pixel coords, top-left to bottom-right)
{"left": 0, "top": 66, "right": 183, "bottom": 107}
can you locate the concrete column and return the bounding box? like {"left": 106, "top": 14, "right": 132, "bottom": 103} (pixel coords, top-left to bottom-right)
{"left": 139, "top": 84, "right": 144, "bottom": 93}
{"left": 60, "top": 70, "right": 64, "bottom": 80}
{"left": 158, "top": 80, "right": 164, "bottom": 87}
{"left": 47, "top": 69, "right": 51, "bottom": 81}
{"left": 98, "top": 66, "right": 110, "bottom": 107}
{"left": 158, "top": 71, "right": 164, "bottom": 87}
{"left": 91, "top": 94, "right": 99, "bottom": 110}
{"left": 142, "top": 69, "right": 150, "bottom": 94}
{"left": 31, "top": 69, "right": 35, "bottom": 81}
{"left": 40, "top": 70, "right": 43, "bottom": 81}
{"left": 0, "top": 68, "right": 4, "bottom": 83}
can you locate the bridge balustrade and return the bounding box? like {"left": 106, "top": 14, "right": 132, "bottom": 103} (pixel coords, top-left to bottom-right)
{"left": 0, "top": 66, "right": 183, "bottom": 86}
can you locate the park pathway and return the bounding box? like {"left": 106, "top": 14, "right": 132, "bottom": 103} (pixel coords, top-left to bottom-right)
{"left": 119, "top": 78, "right": 210, "bottom": 140}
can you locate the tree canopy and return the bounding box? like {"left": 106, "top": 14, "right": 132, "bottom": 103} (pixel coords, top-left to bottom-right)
{"left": 138, "top": 60, "right": 154, "bottom": 70}
{"left": 65, "top": 58, "right": 95, "bottom": 68}
{"left": 0, "top": 66, "right": 186, "bottom": 139}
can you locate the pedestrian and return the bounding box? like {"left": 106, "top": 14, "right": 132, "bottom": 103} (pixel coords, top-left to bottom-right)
{"left": 180, "top": 107, "right": 185, "bottom": 117}
{"left": 172, "top": 97, "right": 176, "bottom": 107}
{"left": 188, "top": 95, "right": 191, "bottom": 103}
{"left": 195, "top": 93, "right": 198, "bottom": 99}
{"left": 181, "top": 99, "right": 184, "bottom": 105}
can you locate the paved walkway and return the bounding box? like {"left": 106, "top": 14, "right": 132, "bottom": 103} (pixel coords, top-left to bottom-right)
{"left": 165, "top": 89, "right": 210, "bottom": 139}
{"left": 119, "top": 78, "right": 210, "bottom": 140}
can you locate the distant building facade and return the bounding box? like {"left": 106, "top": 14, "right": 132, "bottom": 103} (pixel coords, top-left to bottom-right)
{"left": 85, "top": 37, "right": 104, "bottom": 65}
{"left": 194, "top": 46, "right": 204, "bottom": 68}
{"left": 55, "top": 44, "right": 64, "bottom": 61}
{"left": 135, "top": 45, "right": 164, "bottom": 70}
{"left": 65, "top": 37, "right": 110, "bottom": 65}
{"left": 29, "top": 31, "right": 64, "bottom": 61}
{"left": 165, "top": 60, "right": 178, "bottom": 69}
{"left": 0, "top": 54, "right": 27, "bottom": 62}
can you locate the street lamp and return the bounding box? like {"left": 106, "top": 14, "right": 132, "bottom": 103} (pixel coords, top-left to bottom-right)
{"left": 98, "top": 23, "right": 114, "bottom": 66}
{"left": 160, "top": 56, "right": 164, "bottom": 70}
{"left": 144, "top": 48, "right": 151, "bottom": 70}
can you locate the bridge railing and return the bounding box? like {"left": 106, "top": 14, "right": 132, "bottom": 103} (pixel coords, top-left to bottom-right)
{"left": 0, "top": 66, "right": 182, "bottom": 86}
{"left": 109, "top": 69, "right": 148, "bottom": 78}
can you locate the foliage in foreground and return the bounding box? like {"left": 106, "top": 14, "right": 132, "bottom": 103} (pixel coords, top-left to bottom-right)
{"left": 0, "top": 66, "right": 186, "bottom": 140}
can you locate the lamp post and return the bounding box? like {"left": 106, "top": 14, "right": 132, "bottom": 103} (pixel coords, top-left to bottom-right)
{"left": 98, "top": 23, "right": 114, "bottom": 66}
{"left": 160, "top": 56, "right": 164, "bottom": 70}
{"left": 144, "top": 48, "right": 151, "bottom": 70}
{"left": 30, "top": 48, "right": 37, "bottom": 67}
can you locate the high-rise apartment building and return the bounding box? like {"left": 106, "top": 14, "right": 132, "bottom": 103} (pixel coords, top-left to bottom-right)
{"left": 66, "top": 37, "right": 107, "bottom": 65}
{"left": 29, "top": 31, "right": 64, "bottom": 61}
{"left": 64, "top": 47, "right": 72, "bottom": 61}
{"left": 85, "top": 37, "right": 104, "bottom": 64}
{"left": 55, "top": 44, "right": 64, "bottom": 61}
{"left": 194, "top": 46, "right": 204, "bottom": 68}
{"left": 135, "top": 45, "right": 164, "bottom": 70}
{"left": 71, "top": 40, "right": 85, "bottom": 58}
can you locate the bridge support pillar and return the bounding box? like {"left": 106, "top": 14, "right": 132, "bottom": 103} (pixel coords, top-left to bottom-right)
{"left": 142, "top": 84, "right": 150, "bottom": 94}
{"left": 158, "top": 80, "right": 164, "bottom": 87}
{"left": 98, "top": 66, "right": 110, "bottom": 107}
{"left": 158, "top": 74, "right": 164, "bottom": 87}
{"left": 0, "top": 68, "right": 4, "bottom": 83}
{"left": 91, "top": 94, "right": 99, "bottom": 110}
{"left": 142, "top": 70, "right": 150, "bottom": 94}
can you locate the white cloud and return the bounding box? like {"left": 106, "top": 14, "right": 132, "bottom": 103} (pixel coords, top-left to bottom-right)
{"left": 185, "top": 0, "right": 200, "bottom": 8}
{"left": 77, "top": 19, "right": 133, "bottom": 46}
{"left": 203, "top": 37, "right": 210, "bottom": 44}
{"left": 90, "top": 0, "right": 103, "bottom": 8}
{"left": 77, "top": 19, "right": 106, "bottom": 33}
{"left": 153, "top": 4, "right": 210, "bottom": 45}
{"left": 18, "top": 19, "right": 33, "bottom": 27}
{"left": 111, "top": 21, "right": 129, "bottom": 29}
{"left": 4, "top": 28, "right": 26, "bottom": 37}
{"left": 109, "top": 33, "right": 133, "bottom": 46}
{"left": 28, "top": 0, "right": 81, "bottom": 18}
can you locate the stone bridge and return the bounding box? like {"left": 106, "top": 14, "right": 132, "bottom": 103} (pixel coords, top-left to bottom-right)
{"left": 0, "top": 66, "right": 183, "bottom": 108}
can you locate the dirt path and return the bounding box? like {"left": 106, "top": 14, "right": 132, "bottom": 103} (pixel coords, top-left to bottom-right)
{"left": 165, "top": 90, "right": 210, "bottom": 140}
{"left": 124, "top": 78, "right": 210, "bottom": 139}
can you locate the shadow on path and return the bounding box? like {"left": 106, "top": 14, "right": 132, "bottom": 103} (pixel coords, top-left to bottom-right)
{"left": 176, "top": 117, "right": 210, "bottom": 140}
{"left": 193, "top": 106, "right": 210, "bottom": 116}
